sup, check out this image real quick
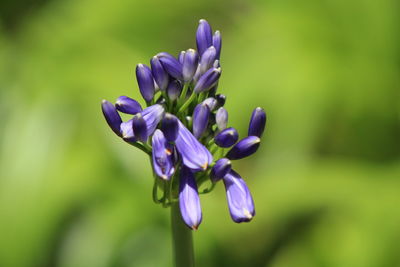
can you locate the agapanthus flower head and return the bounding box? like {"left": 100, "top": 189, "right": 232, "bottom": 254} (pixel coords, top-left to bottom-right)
{"left": 101, "top": 19, "right": 267, "bottom": 229}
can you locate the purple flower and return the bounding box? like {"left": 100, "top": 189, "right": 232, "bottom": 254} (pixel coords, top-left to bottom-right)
{"left": 179, "top": 166, "right": 202, "bottom": 229}
{"left": 161, "top": 113, "right": 179, "bottom": 142}
{"left": 193, "top": 67, "right": 221, "bottom": 93}
{"left": 136, "top": 64, "right": 155, "bottom": 102}
{"left": 152, "top": 130, "right": 175, "bottom": 180}
{"left": 141, "top": 104, "right": 165, "bottom": 136}
{"left": 199, "top": 46, "right": 217, "bottom": 74}
{"left": 102, "top": 100, "right": 123, "bottom": 137}
{"left": 157, "top": 52, "right": 183, "bottom": 80}
{"left": 202, "top": 97, "right": 217, "bottom": 111}
{"left": 226, "top": 136, "right": 260, "bottom": 160}
{"left": 192, "top": 103, "right": 210, "bottom": 139}
{"left": 210, "top": 158, "right": 231, "bottom": 182}
{"left": 131, "top": 113, "right": 147, "bottom": 142}
{"left": 223, "top": 170, "right": 255, "bottom": 223}
{"left": 175, "top": 120, "right": 213, "bottom": 171}
{"left": 248, "top": 107, "right": 267, "bottom": 138}
{"left": 115, "top": 96, "right": 142, "bottom": 115}
{"left": 166, "top": 80, "right": 182, "bottom": 101}
{"left": 120, "top": 119, "right": 135, "bottom": 142}
{"left": 151, "top": 56, "right": 169, "bottom": 91}
{"left": 196, "top": 19, "right": 212, "bottom": 56}
{"left": 178, "top": 51, "right": 185, "bottom": 64}
{"left": 182, "top": 49, "right": 199, "bottom": 82}
{"left": 215, "top": 127, "right": 238, "bottom": 148}
{"left": 212, "top": 30, "right": 222, "bottom": 59}
{"left": 215, "top": 107, "right": 228, "bottom": 130}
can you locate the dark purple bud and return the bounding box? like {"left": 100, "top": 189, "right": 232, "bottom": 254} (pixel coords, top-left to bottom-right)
{"left": 193, "top": 67, "right": 221, "bottom": 93}
{"left": 215, "top": 94, "right": 226, "bottom": 108}
{"left": 141, "top": 104, "right": 165, "bottom": 136}
{"left": 226, "top": 136, "right": 260, "bottom": 160}
{"left": 136, "top": 64, "right": 155, "bottom": 102}
{"left": 102, "top": 100, "right": 123, "bottom": 137}
{"left": 179, "top": 166, "right": 202, "bottom": 230}
{"left": 151, "top": 56, "right": 169, "bottom": 91}
{"left": 196, "top": 19, "right": 212, "bottom": 56}
{"left": 212, "top": 30, "right": 222, "bottom": 59}
{"left": 202, "top": 97, "right": 217, "bottom": 111}
{"left": 175, "top": 120, "right": 213, "bottom": 171}
{"left": 182, "top": 49, "right": 199, "bottom": 82}
{"left": 193, "top": 103, "right": 210, "bottom": 139}
{"left": 215, "top": 127, "right": 239, "bottom": 148}
{"left": 152, "top": 129, "right": 175, "bottom": 180}
{"left": 166, "top": 80, "right": 182, "bottom": 101}
{"left": 223, "top": 170, "right": 255, "bottom": 223}
{"left": 248, "top": 107, "right": 267, "bottom": 138}
{"left": 157, "top": 52, "right": 183, "bottom": 80}
{"left": 131, "top": 113, "right": 147, "bottom": 142}
{"left": 115, "top": 96, "right": 142, "bottom": 114}
{"left": 199, "top": 46, "right": 216, "bottom": 74}
{"left": 210, "top": 158, "right": 231, "bottom": 182}
{"left": 216, "top": 107, "right": 228, "bottom": 130}
{"left": 161, "top": 113, "right": 179, "bottom": 142}
{"left": 120, "top": 119, "right": 135, "bottom": 142}
{"left": 178, "top": 51, "right": 185, "bottom": 64}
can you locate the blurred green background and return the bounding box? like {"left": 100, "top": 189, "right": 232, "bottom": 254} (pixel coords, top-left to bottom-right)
{"left": 0, "top": 0, "right": 399, "bottom": 266}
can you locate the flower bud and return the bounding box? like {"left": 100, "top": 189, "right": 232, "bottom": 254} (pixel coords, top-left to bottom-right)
{"left": 131, "top": 113, "right": 147, "bottom": 142}
{"left": 210, "top": 158, "right": 231, "bottom": 182}
{"left": 213, "top": 59, "right": 220, "bottom": 68}
{"left": 213, "top": 30, "right": 222, "bottom": 59}
{"left": 199, "top": 46, "right": 216, "bottom": 74}
{"left": 179, "top": 166, "right": 202, "bottom": 230}
{"left": 178, "top": 50, "right": 185, "bottom": 64}
{"left": 193, "top": 103, "right": 210, "bottom": 139}
{"left": 175, "top": 120, "right": 213, "bottom": 171}
{"left": 161, "top": 113, "right": 179, "bottom": 142}
{"left": 141, "top": 104, "right": 165, "bottom": 136}
{"left": 226, "top": 136, "right": 260, "bottom": 160}
{"left": 182, "top": 49, "right": 199, "bottom": 82}
{"left": 202, "top": 97, "right": 217, "bottom": 111}
{"left": 196, "top": 19, "right": 212, "bottom": 56}
{"left": 214, "top": 127, "right": 238, "bottom": 148}
{"left": 101, "top": 100, "right": 123, "bottom": 137}
{"left": 223, "top": 170, "right": 255, "bottom": 223}
{"left": 215, "top": 107, "right": 228, "bottom": 130}
{"left": 152, "top": 130, "right": 175, "bottom": 180}
{"left": 115, "top": 96, "right": 142, "bottom": 114}
{"left": 120, "top": 119, "right": 135, "bottom": 142}
{"left": 166, "top": 80, "right": 182, "bottom": 101}
{"left": 157, "top": 52, "right": 183, "bottom": 80}
{"left": 248, "top": 107, "right": 267, "bottom": 138}
{"left": 136, "top": 64, "right": 155, "bottom": 102}
{"left": 193, "top": 67, "right": 221, "bottom": 93}
{"left": 151, "top": 56, "right": 169, "bottom": 91}
{"left": 215, "top": 94, "right": 226, "bottom": 108}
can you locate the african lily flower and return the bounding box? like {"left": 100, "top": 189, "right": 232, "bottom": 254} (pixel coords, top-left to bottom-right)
{"left": 101, "top": 19, "right": 267, "bottom": 231}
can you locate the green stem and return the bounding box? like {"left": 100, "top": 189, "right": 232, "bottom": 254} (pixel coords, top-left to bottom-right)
{"left": 178, "top": 92, "right": 197, "bottom": 113}
{"left": 128, "top": 142, "right": 151, "bottom": 155}
{"left": 177, "top": 83, "right": 190, "bottom": 106}
{"left": 171, "top": 202, "right": 195, "bottom": 267}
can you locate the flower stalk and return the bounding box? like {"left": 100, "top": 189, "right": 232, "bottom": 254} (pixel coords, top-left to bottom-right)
{"left": 171, "top": 201, "right": 195, "bottom": 267}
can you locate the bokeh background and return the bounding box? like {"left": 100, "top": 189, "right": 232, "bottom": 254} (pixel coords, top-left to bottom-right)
{"left": 0, "top": 0, "right": 399, "bottom": 266}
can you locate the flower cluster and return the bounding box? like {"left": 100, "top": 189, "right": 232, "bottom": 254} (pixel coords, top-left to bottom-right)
{"left": 102, "top": 19, "right": 267, "bottom": 230}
